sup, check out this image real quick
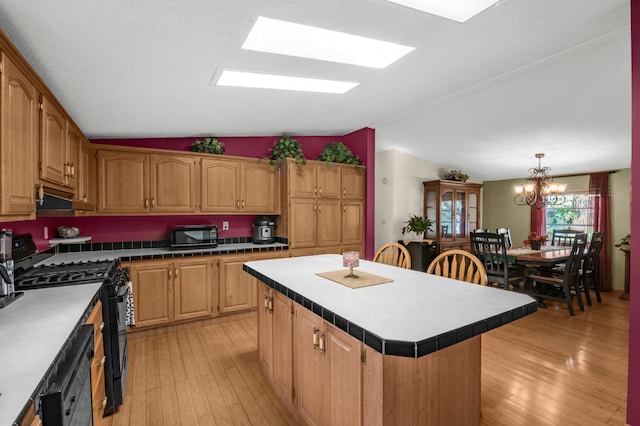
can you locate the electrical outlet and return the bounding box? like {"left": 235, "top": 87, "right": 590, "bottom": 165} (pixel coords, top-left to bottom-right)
{"left": 222, "top": 221, "right": 229, "bottom": 231}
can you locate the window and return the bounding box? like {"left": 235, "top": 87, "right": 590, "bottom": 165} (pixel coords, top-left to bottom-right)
{"left": 545, "top": 193, "right": 593, "bottom": 238}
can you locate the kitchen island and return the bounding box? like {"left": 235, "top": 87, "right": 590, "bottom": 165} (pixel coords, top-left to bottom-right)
{"left": 244, "top": 254, "right": 537, "bottom": 425}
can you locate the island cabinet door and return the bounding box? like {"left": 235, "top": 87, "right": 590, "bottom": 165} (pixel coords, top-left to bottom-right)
{"left": 294, "top": 306, "right": 324, "bottom": 426}
{"left": 258, "top": 283, "right": 274, "bottom": 380}
{"left": 322, "top": 321, "right": 363, "bottom": 426}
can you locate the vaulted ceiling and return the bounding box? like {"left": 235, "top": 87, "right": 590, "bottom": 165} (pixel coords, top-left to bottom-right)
{"left": 0, "top": 0, "right": 631, "bottom": 180}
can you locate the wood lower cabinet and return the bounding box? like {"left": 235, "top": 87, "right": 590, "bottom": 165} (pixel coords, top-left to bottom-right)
{"left": 218, "top": 251, "right": 284, "bottom": 314}
{"left": 0, "top": 51, "right": 38, "bottom": 219}
{"left": 127, "top": 257, "right": 217, "bottom": 329}
{"left": 86, "top": 300, "right": 106, "bottom": 426}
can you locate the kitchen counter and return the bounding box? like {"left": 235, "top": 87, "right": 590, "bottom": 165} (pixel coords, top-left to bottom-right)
{"left": 244, "top": 254, "right": 536, "bottom": 357}
{"left": 36, "top": 242, "right": 288, "bottom": 266}
{"left": 0, "top": 282, "right": 102, "bottom": 425}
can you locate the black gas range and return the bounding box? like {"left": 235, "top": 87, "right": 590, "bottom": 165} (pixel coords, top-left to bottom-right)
{"left": 15, "top": 259, "right": 117, "bottom": 290}
{"left": 13, "top": 234, "right": 130, "bottom": 417}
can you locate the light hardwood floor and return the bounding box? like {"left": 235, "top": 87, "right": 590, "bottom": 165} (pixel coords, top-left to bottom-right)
{"left": 104, "top": 291, "right": 629, "bottom": 426}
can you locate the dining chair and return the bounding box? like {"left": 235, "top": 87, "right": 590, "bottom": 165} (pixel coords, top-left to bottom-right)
{"left": 426, "top": 249, "right": 487, "bottom": 285}
{"left": 580, "top": 231, "right": 605, "bottom": 305}
{"left": 496, "top": 227, "right": 513, "bottom": 248}
{"left": 373, "top": 242, "right": 411, "bottom": 269}
{"left": 551, "top": 229, "right": 587, "bottom": 246}
{"left": 474, "top": 228, "right": 488, "bottom": 233}
{"left": 470, "top": 232, "right": 524, "bottom": 290}
{"left": 527, "top": 237, "right": 587, "bottom": 316}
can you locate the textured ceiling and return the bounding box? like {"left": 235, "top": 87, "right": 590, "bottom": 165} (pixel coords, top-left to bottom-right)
{"left": 0, "top": 0, "right": 631, "bottom": 180}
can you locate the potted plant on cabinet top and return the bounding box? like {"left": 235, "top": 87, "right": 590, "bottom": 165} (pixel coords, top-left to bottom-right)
{"left": 190, "top": 137, "right": 225, "bottom": 154}
{"left": 267, "top": 133, "right": 306, "bottom": 170}
{"left": 316, "top": 142, "right": 362, "bottom": 166}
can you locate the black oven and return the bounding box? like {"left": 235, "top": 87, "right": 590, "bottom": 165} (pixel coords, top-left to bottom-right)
{"left": 170, "top": 225, "right": 218, "bottom": 249}
{"left": 40, "top": 324, "right": 94, "bottom": 426}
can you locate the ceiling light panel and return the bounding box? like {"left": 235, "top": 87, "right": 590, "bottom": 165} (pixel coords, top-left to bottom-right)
{"left": 384, "top": 0, "right": 502, "bottom": 22}
{"left": 214, "top": 69, "right": 359, "bottom": 94}
{"left": 242, "top": 17, "right": 414, "bottom": 69}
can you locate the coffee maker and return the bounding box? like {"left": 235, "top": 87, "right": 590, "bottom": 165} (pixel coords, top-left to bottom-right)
{"left": 0, "top": 229, "right": 22, "bottom": 308}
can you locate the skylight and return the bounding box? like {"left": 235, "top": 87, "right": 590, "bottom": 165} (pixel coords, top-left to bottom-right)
{"left": 384, "top": 0, "right": 503, "bottom": 23}
{"left": 213, "top": 69, "right": 359, "bottom": 94}
{"left": 242, "top": 17, "right": 414, "bottom": 69}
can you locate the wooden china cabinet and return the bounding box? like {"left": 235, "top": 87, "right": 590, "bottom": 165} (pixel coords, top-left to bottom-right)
{"left": 423, "top": 180, "right": 482, "bottom": 253}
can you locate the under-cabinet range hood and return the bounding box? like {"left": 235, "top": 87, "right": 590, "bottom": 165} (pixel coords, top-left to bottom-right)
{"left": 36, "top": 189, "right": 93, "bottom": 216}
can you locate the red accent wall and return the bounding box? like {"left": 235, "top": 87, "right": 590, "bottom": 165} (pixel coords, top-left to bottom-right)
{"left": 629, "top": 1, "right": 639, "bottom": 424}
{"left": 2, "top": 130, "right": 376, "bottom": 255}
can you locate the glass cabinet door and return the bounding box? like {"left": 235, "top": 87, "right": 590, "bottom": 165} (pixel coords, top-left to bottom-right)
{"left": 468, "top": 192, "right": 479, "bottom": 233}
{"left": 425, "top": 189, "right": 437, "bottom": 239}
{"left": 454, "top": 189, "right": 467, "bottom": 239}
{"left": 440, "top": 189, "right": 454, "bottom": 239}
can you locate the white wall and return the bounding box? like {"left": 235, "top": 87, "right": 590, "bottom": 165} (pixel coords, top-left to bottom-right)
{"left": 374, "top": 149, "right": 440, "bottom": 251}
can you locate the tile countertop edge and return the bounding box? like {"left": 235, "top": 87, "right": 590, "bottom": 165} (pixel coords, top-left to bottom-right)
{"left": 243, "top": 259, "right": 537, "bottom": 359}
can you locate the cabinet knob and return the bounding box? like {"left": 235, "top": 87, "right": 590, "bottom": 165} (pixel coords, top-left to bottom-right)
{"left": 98, "top": 322, "right": 105, "bottom": 333}
{"left": 313, "top": 326, "right": 319, "bottom": 350}
{"left": 241, "top": 199, "right": 245, "bottom": 209}
{"left": 318, "top": 186, "right": 323, "bottom": 195}
{"left": 236, "top": 200, "right": 240, "bottom": 209}
{"left": 314, "top": 186, "right": 317, "bottom": 195}
{"left": 319, "top": 331, "right": 326, "bottom": 355}
{"left": 145, "top": 199, "right": 149, "bottom": 208}
{"left": 151, "top": 198, "right": 156, "bottom": 208}
{"left": 343, "top": 188, "right": 346, "bottom": 196}
{"left": 99, "top": 356, "right": 106, "bottom": 367}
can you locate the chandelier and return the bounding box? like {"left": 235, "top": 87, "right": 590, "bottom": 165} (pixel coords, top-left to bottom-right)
{"left": 514, "top": 153, "right": 566, "bottom": 209}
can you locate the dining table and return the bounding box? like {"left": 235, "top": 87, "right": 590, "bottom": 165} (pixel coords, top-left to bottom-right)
{"left": 507, "top": 245, "right": 572, "bottom": 267}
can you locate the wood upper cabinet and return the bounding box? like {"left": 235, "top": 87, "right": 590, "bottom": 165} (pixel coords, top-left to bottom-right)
{"left": 201, "top": 157, "right": 279, "bottom": 214}
{"left": 149, "top": 154, "right": 197, "bottom": 213}
{"left": 423, "top": 180, "right": 483, "bottom": 252}
{"left": 40, "top": 97, "right": 68, "bottom": 187}
{"left": 341, "top": 167, "right": 364, "bottom": 200}
{"left": 97, "top": 149, "right": 197, "bottom": 214}
{"left": 0, "top": 51, "right": 38, "bottom": 218}
{"left": 76, "top": 140, "right": 95, "bottom": 206}
{"left": 97, "top": 150, "right": 148, "bottom": 214}
{"left": 293, "top": 304, "right": 363, "bottom": 426}
{"left": 127, "top": 257, "right": 216, "bottom": 329}
{"left": 65, "top": 124, "right": 81, "bottom": 190}
{"left": 288, "top": 160, "right": 341, "bottom": 199}
{"left": 285, "top": 159, "right": 365, "bottom": 252}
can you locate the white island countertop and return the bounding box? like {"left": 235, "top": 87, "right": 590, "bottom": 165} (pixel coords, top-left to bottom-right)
{"left": 0, "top": 283, "right": 102, "bottom": 425}
{"left": 244, "top": 254, "right": 537, "bottom": 358}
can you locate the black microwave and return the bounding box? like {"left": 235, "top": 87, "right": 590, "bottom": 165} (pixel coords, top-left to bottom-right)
{"left": 170, "top": 225, "right": 218, "bottom": 249}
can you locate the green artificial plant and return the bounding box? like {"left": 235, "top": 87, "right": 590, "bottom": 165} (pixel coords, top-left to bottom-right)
{"left": 317, "top": 142, "right": 362, "bottom": 166}
{"left": 190, "top": 137, "right": 225, "bottom": 154}
{"left": 267, "top": 134, "right": 306, "bottom": 170}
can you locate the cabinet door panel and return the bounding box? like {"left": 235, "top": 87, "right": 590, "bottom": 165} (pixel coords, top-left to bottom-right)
{"left": 241, "top": 162, "right": 277, "bottom": 213}
{"left": 289, "top": 198, "right": 317, "bottom": 248}
{"left": 324, "top": 322, "right": 363, "bottom": 426}
{"left": 341, "top": 167, "right": 364, "bottom": 200}
{"left": 129, "top": 261, "right": 173, "bottom": 328}
{"left": 0, "top": 53, "right": 37, "bottom": 216}
{"left": 174, "top": 259, "right": 211, "bottom": 321}
{"left": 201, "top": 158, "right": 240, "bottom": 212}
{"left": 219, "top": 258, "right": 255, "bottom": 313}
{"left": 150, "top": 154, "right": 197, "bottom": 212}
{"left": 272, "top": 291, "right": 293, "bottom": 404}
{"left": 65, "top": 125, "right": 81, "bottom": 190}
{"left": 257, "top": 283, "right": 274, "bottom": 379}
{"left": 98, "top": 151, "right": 148, "bottom": 213}
{"left": 294, "top": 307, "right": 323, "bottom": 426}
{"left": 341, "top": 202, "right": 363, "bottom": 246}
{"left": 288, "top": 162, "right": 316, "bottom": 198}
{"left": 316, "top": 166, "right": 341, "bottom": 198}
{"left": 40, "top": 98, "right": 67, "bottom": 186}
{"left": 317, "top": 199, "right": 341, "bottom": 247}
